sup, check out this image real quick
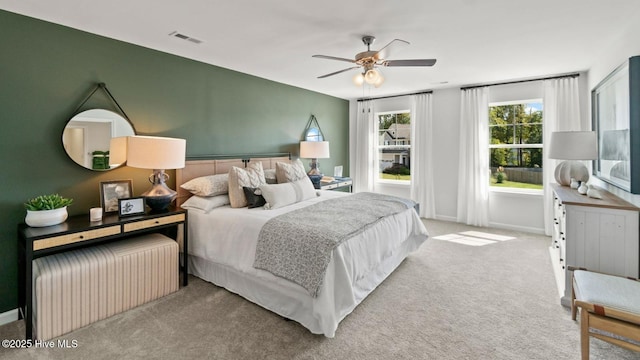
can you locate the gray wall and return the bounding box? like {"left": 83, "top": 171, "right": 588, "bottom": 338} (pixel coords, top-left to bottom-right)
{"left": 0, "top": 10, "right": 349, "bottom": 313}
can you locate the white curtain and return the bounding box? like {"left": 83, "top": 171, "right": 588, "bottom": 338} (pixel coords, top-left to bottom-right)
{"left": 457, "top": 87, "right": 490, "bottom": 226}
{"left": 410, "top": 93, "right": 436, "bottom": 218}
{"left": 542, "top": 77, "right": 582, "bottom": 235}
{"left": 353, "top": 100, "right": 376, "bottom": 192}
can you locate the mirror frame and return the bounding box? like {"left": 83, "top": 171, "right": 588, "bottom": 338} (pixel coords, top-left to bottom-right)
{"left": 303, "top": 115, "right": 325, "bottom": 142}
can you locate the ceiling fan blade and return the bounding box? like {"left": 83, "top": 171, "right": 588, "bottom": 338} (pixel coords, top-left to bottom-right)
{"left": 312, "top": 55, "right": 356, "bottom": 63}
{"left": 383, "top": 59, "right": 437, "bottom": 67}
{"left": 374, "top": 39, "right": 409, "bottom": 60}
{"left": 317, "top": 66, "right": 361, "bottom": 79}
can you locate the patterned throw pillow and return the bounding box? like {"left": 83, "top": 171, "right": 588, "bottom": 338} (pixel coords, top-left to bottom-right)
{"left": 180, "top": 173, "right": 228, "bottom": 196}
{"left": 228, "top": 162, "right": 266, "bottom": 208}
{"left": 275, "top": 159, "right": 307, "bottom": 183}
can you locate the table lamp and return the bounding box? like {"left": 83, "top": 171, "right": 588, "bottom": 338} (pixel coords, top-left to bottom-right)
{"left": 548, "top": 131, "right": 597, "bottom": 186}
{"left": 126, "top": 135, "right": 186, "bottom": 211}
{"left": 108, "top": 136, "right": 128, "bottom": 168}
{"left": 299, "top": 141, "right": 330, "bottom": 176}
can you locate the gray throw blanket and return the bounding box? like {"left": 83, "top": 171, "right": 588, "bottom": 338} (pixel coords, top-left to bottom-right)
{"left": 253, "top": 192, "right": 415, "bottom": 297}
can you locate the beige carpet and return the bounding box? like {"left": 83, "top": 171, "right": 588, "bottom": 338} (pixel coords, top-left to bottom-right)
{"left": 1, "top": 219, "right": 638, "bottom": 360}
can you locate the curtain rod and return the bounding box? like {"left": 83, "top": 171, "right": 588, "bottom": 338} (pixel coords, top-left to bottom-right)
{"left": 357, "top": 90, "right": 433, "bottom": 102}
{"left": 460, "top": 73, "right": 580, "bottom": 91}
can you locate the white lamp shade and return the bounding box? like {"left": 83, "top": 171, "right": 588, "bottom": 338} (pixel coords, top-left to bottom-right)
{"left": 299, "top": 141, "right": 330, "bottom": 159}
{"left": 109, "top": 136, "right": 128, "bottom": 166}
{"left": 548, "top": 131, "right": 597, "bottom": 160}
{"left": 126, "top": 135, "right": 186, "bottom": 169}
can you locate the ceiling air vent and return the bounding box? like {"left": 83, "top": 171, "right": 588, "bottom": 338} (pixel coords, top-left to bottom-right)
{"left": 168, "top": 31, "right": 203, "bottom": 44}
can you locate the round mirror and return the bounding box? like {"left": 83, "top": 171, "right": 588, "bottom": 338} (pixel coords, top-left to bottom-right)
{"left": 305, "top": 127, "right": 324, "bottom": 142}
{"left": 62, "top": 109, "right": 135, "bottom": 171}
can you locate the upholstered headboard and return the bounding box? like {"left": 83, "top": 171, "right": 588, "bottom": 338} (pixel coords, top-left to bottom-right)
{"left": 175, "top": 154, "right": 291, "bottom": 207}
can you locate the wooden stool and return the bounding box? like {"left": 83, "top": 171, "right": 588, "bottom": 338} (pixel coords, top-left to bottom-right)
{"left": 570, "top": 266, "right": 640, "bottom": 359}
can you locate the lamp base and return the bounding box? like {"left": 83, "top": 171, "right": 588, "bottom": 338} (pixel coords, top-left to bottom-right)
{"left": 554, "top": 160, "right": 589, "bottom": 186}
{"left": 307, "top": 158, "right": 322, "bottom": 176}
{"left": 143, "top": 170, "right": 177, "bottom": 211}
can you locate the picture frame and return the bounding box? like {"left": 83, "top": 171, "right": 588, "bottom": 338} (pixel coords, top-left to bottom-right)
{"left": 100, "top": 179, "right": 133, "bottom": 213}
{"left": 118, "top": 197, "right": 146, "bottom": 217}
{"left": 334, "top": 165, "right": 343, "bottom": 178}
{"left": 592, "top": 56, "right": 640, "bottom": 193}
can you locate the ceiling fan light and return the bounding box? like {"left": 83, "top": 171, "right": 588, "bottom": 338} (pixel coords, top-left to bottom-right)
{"left": 353, "top": 73, "right": 365, "bottom": 86}
{"left": 374, "top": 74, "right": 385, "bottom": 88}
{"left": 364, "top": 69, "right": 379, "bottom": 84}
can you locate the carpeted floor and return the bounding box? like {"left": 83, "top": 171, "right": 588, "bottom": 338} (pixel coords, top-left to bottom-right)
{"left": 1, "top": 219, "right": 638, "bottom": 359}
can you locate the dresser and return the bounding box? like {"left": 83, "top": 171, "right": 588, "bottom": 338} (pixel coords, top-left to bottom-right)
{"left": 550, "top": 184, "right": 639, "bottom": 307}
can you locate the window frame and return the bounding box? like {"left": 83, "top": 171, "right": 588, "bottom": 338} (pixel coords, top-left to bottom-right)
{"left": 488, "top": 99, "right": 544, "bottom": 194}
{"left": 376, "top": 109, "right": 411, "bottom": 184}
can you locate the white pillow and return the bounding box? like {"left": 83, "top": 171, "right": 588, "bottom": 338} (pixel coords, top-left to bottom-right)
{"left": 228, "top": 162, "right": 266, "bottom": 208}
{"left": 180, "top": 194, "right": 230, "bottom": 213}
{"left": 275, "top": 159, "right": 307, "bottom": 183}
{"left": 180, "top": 173, "right": 228, "bottom": 196}
{"left": 259, "top": 176, "right": 317, "bottom": 209}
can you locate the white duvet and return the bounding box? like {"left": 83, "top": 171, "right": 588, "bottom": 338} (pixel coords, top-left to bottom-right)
{"left": 186, "top": 191, "right": 429, "bottom": 337}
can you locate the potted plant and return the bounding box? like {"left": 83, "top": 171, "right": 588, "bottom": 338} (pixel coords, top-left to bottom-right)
{"left": 495, "top": 166, "right": 507, "bottom": 184}
{"left": 24, "top": 194, "right": 73, "bottom": 227}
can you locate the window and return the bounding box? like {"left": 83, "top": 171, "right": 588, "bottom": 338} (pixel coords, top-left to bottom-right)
{"left": 377, "top": 111, "right": 411, "bottom": 182}
{"left": 489, "top": 100, "right": 543, "bottom": 190}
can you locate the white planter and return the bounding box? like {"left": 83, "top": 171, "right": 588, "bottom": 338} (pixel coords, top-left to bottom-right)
{"left": 25, "top": 207, "right": 68, "bottom": 227}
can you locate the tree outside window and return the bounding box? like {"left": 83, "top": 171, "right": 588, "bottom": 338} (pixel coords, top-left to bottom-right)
{"left": 489, "top": 101, "right": 543, "bottom": 190}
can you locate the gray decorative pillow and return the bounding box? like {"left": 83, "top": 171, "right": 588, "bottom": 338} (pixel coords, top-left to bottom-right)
{"left": 264, "top": 168, "right": 277, "bottom": 184}
{"left": 180, "top": 173, "right": 228, "bottom": 196}
{"left": 243, "top": 187, "right": 266, "bottom": 208}
{"left": 259, "top": 176, "right": 317, "bottom": 209}
{"left": 228, "top": 162, "right": 266, "bottom": 208}
{"left": 275, "top": 159, "right": 307, "bottom": 183}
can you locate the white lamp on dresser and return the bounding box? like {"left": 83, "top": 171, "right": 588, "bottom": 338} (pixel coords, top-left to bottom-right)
{"left": 548, "top": 131, "right": 597, "bottom": 186}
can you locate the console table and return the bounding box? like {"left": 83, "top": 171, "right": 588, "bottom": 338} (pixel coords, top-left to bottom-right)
{"left": 319, "top": 177, "right": 353, "bottom": 192}
{"left": 17, "top": 207, "right": 188, "bottom": 340}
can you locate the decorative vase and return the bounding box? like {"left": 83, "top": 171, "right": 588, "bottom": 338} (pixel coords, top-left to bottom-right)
{"left": 25, "top": 207, "right": 68, "bottom": 227}
{"left": 577, "top": 183, "right": 588, "bottom": 195}
{"left": 570, "top": 178, "right": 580, "bottom": 189}
{"left": 587, "top": 185, "right": 602, "bottom": 199}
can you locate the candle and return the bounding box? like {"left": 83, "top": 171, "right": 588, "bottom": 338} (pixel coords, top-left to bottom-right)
{"left": 90, "top": 207, "right": 103, "bottom": 221}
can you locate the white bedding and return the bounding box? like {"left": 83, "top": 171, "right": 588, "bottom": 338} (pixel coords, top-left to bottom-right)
{"left": 186, "top": 191, "right": 429, "bottom": 337}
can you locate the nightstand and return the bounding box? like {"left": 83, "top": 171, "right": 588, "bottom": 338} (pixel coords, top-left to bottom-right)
{"left": 17, "top": 207, "right": 188, "bottom": 340}
{"left": 318, "top": 177, "right": 353, "bottom": 192}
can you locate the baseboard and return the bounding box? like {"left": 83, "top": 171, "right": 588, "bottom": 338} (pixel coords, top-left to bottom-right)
{"left": 433, "top": 215, "right": 457, "bottom": 222}
{"left": 0, "top": 308, "right": 19, "bottom": 326}
{"left": 488, "top": 221, "right": 546, "bottom": 235}
{"left": 429, "top": 216, "right": 546, "bottom": 235}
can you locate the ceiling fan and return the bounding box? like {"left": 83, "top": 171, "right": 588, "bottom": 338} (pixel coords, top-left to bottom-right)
{"left": 313, "top": 35, "right": 437, "bottom": 87}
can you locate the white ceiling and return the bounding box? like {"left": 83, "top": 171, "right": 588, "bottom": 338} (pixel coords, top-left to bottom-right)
{"left": 2, "top": 0, "right": 639, "bottom": 100}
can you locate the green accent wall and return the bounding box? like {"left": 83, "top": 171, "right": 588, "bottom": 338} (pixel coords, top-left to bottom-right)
{"left": 0, "top": 10, "right": 348, "bottom": 314}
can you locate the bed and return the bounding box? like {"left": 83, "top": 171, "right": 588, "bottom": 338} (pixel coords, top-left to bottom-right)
{"left": 175, "top": 155, "right": 429, "bottom": 338}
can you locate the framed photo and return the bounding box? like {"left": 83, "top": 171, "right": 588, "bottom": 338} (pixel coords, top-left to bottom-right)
{"left": 100, "top": 179, "right": 133, "bottom": 213}
{"left": 334, "top": 165, "right": 343, "bottom": 178}
{"left": 592, "top": 56, "right": 640, "bottom": 193}
{"left": 118, "top": 197, "right": 145, "bottom": 217}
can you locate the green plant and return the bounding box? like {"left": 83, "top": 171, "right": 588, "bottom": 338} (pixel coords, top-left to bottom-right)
{"left": 495, "top": 166, "right": 507, "bottom": 183}
{"left": 24, "top": 194, "right": 73, "bottom": 211}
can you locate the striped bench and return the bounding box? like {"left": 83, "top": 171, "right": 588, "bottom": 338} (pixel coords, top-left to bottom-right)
{"left": 570, "top": 267, "right": 640, "bottom": 359}
{"left": 33, "top": 233, "right": 179, "bottom": 340}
